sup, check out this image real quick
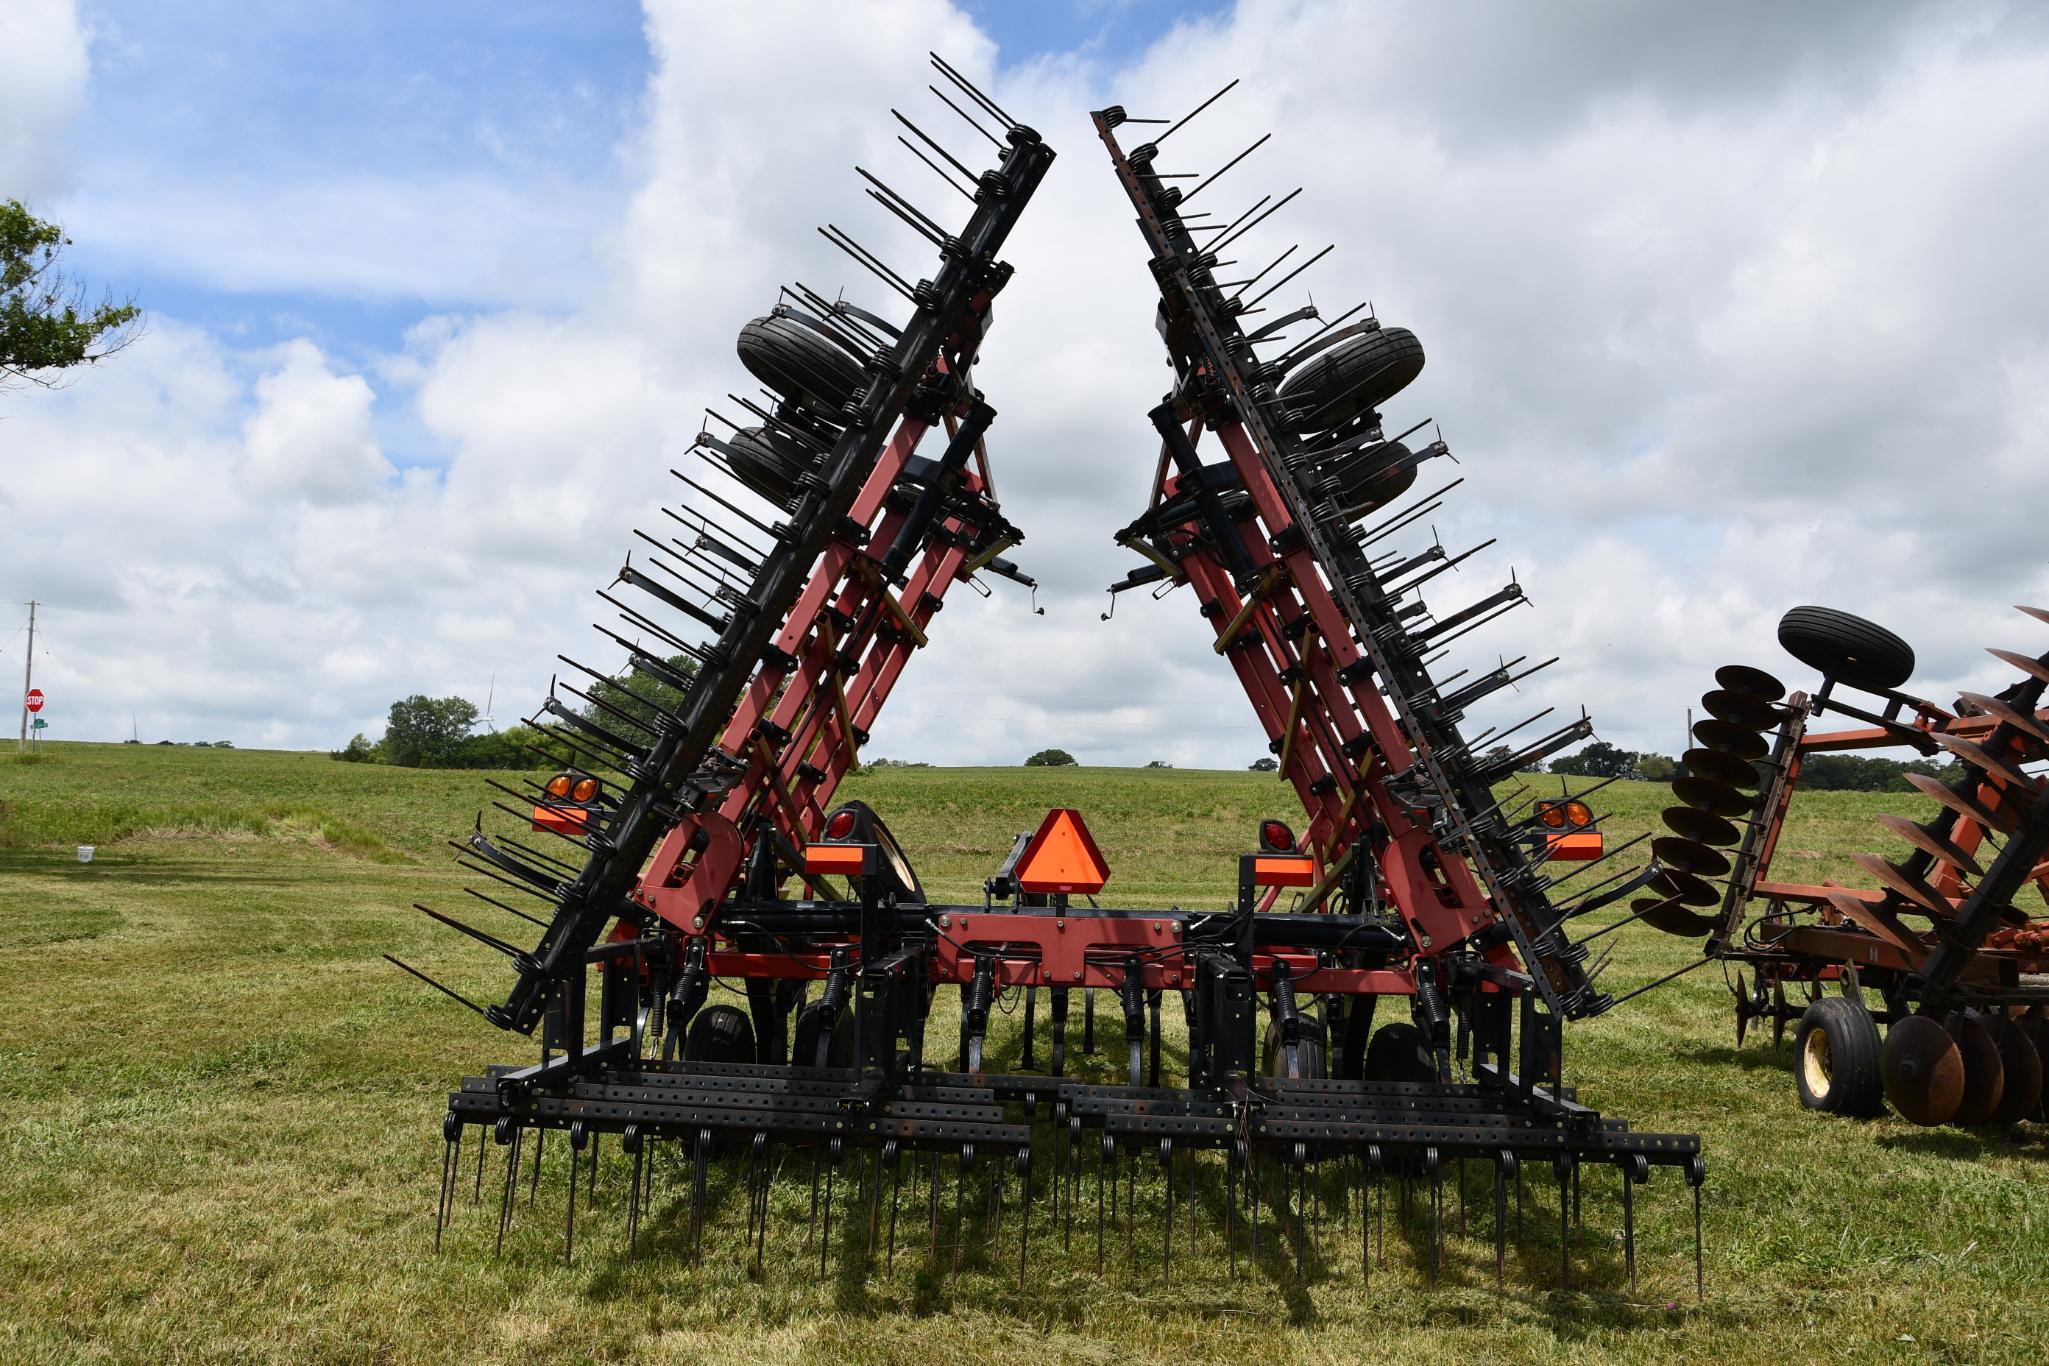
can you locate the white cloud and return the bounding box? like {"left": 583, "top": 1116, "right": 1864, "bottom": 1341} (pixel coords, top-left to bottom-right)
{"left": 0, "top": 0, "right": 89, "bottom": 198}
{"left": 4, "top": 0, "right": 2048, "bottom": 772}
{"left": 241, "top": 340, "right": 395, "bottom": 505}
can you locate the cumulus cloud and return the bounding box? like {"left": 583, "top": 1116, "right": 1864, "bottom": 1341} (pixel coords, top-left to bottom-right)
{"left": 0, "top": 0, "right": 90, "bottom": 198}
{"left": 5, "top": 0, "right": 2047, "bottom": 769}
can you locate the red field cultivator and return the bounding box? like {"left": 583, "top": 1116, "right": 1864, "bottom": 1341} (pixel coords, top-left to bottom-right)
{"left": 395, "top": 66, "right": 1703, "bottom": 1293}
{"left": 1652, "top": 605, "right": 2049, "bottom": 1127}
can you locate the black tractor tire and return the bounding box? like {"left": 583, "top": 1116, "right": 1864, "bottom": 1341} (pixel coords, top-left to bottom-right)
{"left": 682, "top": 1003, "right": 756, "bottom": 1066}
{"left": 1260, "top": 1018, "right": 1330, "bottom": 1081}
{"left": 1276, "top": 326, "right": 1425, "bottom": 433}
{"left": 1318, "top": 439, "right": 1418, "bottom": 513}
{"left": 1792, "top": 997, "right": 1885, "bottom": 1116}
{"left": 723, "top": 425, "right": 818, "bottom": 508}
{"left": 1361, "top": 1021, "right": 1436, "bottom": 1085}
{"left": 791, "top": 1000, "right": 855, "bottom": 1070}
{"left": 737, "top": 313, "right": 863, "bottom": 414}
{"left": 1777, "top": 606, "right": 1915, "bottom": 693}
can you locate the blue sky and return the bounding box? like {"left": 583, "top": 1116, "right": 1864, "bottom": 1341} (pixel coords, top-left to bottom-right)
{"left": 3, "top": 1, "right": 2046, "bottom": 761}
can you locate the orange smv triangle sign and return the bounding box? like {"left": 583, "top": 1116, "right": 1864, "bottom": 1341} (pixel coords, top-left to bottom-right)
{"left": 1015, "top": 808, "right": 1111, "bottom": 896}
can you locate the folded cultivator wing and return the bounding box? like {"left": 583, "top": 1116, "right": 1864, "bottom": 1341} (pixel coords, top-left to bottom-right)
{"left": 1660, "top": 604, "right": 2049, "bottom": 1128}
{"left": 399, "top": 70, "right": 1705, "bottom": 1298}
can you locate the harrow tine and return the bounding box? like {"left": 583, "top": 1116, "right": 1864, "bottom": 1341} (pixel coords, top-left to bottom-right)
{"left": 528, "top": 1124, "right": 545, "bottom": 1209}
{"left": 1157, "top": 77, "right": 1238, "bottom": 144}
{"left": 474, "top": 1121, "right": 488, "bottom": 1203}
{"left": 436, "top": 1124, "right": 458, "bottom": 1253}
{"left": 1621, "top": 1162, "right": 1637, "bottom": 1294}
{"left": 691, "top": 1128, "right": 709, "bottom": 1264}
{"left": 1017, "top": 1150, "right": 1032, "bottom": 1289}
{"left": 564, "top": 1128, "right": 581, "bottom": 1264}
{"left": 1161, "top": 1141, "right": 1174, "bottom": 1283}
{"left": 496, "top": 1126, "right": 520, "bottom": 1255}
{"left": 951, "top": 1147, "right": 968, "bottom": 1278}
{"left": 1494, "top": 1153, "right": 1510, "bottom": 1289}
{"left": 866, "top": 1144, "right": 885, "bottom": 1258}
{"left": 1096, "top": 1137, "right": 1107, "bottom": 1276}
{"left": 887, "top": 1143, "right": 904, "bottom": 1275}
{"left": 626, "top": 1129, "right": 644, "bottom": 1257}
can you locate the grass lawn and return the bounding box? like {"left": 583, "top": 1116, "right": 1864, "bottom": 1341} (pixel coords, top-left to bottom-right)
{"left": 1, "top": 742, "right": 2044, "bottom": 1363}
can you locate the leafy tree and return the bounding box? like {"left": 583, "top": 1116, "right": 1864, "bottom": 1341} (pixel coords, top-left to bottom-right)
{"left": 581, "top": 653, "right": 699, "bottom": 734}
{"left": 1549, "top": 741, "right": 1638, "bottom": 779}
{"left": 1144, "top": 759, "right": 1173, "bottom": 769}
{"left": 1024, "top": 748, "right": 1077, "bottom": 767}
{"left": 332, "top": 733, "right": 380, "bottom": 764}
{"left": 1249, "top": 756, "right": 1279, "bottom": 772}
{"left": 2, "top": 199, "right": 139, "bottom": 390}
{"left": 1635, "top": 753, "right": 1679, "bottom": 783}
{"left": 383, "top": 695, "right": 479, "bottom": 768}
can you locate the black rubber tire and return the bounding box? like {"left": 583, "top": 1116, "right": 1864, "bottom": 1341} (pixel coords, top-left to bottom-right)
{"left": 1260, "top": 1019, "right": 1329, "bottom": 1080}
{"left": 1792, "top": 997, "right": 1884, "bottom": 1116}
{"left": 1361, "top": 1021, "right": 1436, "bottom": 1084}
{"left": 791, "top": 1001, "right": 855, "bottom": 1070}
{"left": 1777, "top": 606, "right": 1915, "bottom": 692}
{"left": 1318, "top": 439, "right": 1418, "bottom": 513}
{"left": 682, "top": 1003, "right": 756, "bottom": 1066}
{"left": 723, "top": 425, "right": 818, "bottom": 508}
{"left": 737, "top": 313, "right": 862, "bottom": 413}
{"left": 1276, "top": 326, "right": 1425, "bottom": 433}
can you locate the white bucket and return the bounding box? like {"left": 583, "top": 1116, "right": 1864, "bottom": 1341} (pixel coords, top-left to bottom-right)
{"left": 76, "top": 845, "right": 94, "bottom": 863}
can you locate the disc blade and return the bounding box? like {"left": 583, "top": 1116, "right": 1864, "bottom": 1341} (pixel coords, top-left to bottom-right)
{"left": 1882, "top": 1014, "right": 1964, "bottom": 1126}
{"left": 1771, "top": 978, "right": 1787, "bottom": 1048}
{"left": 1701, "top": 688, "right": 1781, "bottom": 730}
{"left": 1714, "top": 663, "right": 1785, "bottom": 702}
{"left": 1693, "top": 719, "right": 1768, "bottom": 761}
{"left": 1630, "top": 898, "right": 1717, "bottom": 937}
{"left": 1929, "top": 731, "right": 2041, "bottom": 791}
{"left": 2017, "top": 1010, "right": 2049, "bottom": 1122}
{"left": 1823, "top": 889, "right": 1922, "bottom": 955}
{"left": 1874, "top": 813, "right": 1984, "bottom": 877}
{"left": 1681, "top": 747, "right": 1761, "bottom": 789}
{"left": 1652, "top": 836, "right": 1732, "bottom": 877}
{"left": 1902, "top": 771, "right": 2017, "bottom": 836}
{"left": 1956, "top": 691, "right": 2049, "bottom": 747}
{"left": 1732, "top": 967, "right": 1750, "bottom": 1045}
{"left": 1663, "top": 805, "right": 1742, "bottom": 846}
{"left": 1945, "top": 1011, "right": 2005, "bottom": 1125}
{"left": 1674, "top": 776, "right": 1758, "bottom": 819}
{"left": 1980, "top": 1011, "right": 2043, "bottom": 1125}
{"left": 1648, "top": 869, "right": 1720, "bottom": 907}
{"left": 1850, "top": 852, "right": 1953, "bottom": 916}
{"left": 1986, "top": 647, "right": 2049, "bottom": 688}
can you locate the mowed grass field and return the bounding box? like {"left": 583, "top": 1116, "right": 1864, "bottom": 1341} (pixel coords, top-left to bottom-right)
{"left": 1, "top": 742, "right": 2045, "bottom": 1363}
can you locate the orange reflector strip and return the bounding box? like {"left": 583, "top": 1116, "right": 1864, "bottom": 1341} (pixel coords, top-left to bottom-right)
{"left": 1253, "top": 854, "right": 1317, "bottom": 888}
{"left": 531, "top": 805, "right": 588, "bottom": 835}
{"left": 1545, "top": 830, "right": 1603, "bottom": 861}
{"left": 1015, "top": 808, "right": 1111, "bottom": 895}
{"left": 804, "top": 844, "right": 867, "bottom": 876}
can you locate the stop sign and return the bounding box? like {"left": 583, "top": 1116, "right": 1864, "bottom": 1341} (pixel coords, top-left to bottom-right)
{"left": 24, "top": 689, "right": 44, "bottom": 713}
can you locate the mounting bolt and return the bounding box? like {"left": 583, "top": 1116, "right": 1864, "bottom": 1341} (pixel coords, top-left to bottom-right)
{"left": 938, "top": 914, "right": 951, "bottom": 929}
{"left": 691, "top": 916, "right": 704, "bottom": 931}
{"left": 1153, "top": 921, "right": 1164, "bottom": 934}
{"left": 1055, "top": 918, "right": 1065, "bottom": 930}
{"left": 959, "top": 917, "right": 968, "bottom": 929}
{"left": 1073, "top": 969, "right": 1084, "bottom": 981}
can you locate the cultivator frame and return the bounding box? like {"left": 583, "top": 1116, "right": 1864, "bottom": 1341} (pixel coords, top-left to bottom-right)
{"left": 1660, "top": 605, "right": 2049, "bottom": 1127}
{"left": 404, "top": 69, "right": 1707, "bottom": 1295}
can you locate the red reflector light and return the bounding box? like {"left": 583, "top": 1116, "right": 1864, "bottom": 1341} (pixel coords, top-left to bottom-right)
{"left": 805, "top": 843, "right": 866, "bottom": 875}
{"left": 825, "top": 808, "right": 858, "bottom": 841}
{"left": 1252, "top": 854, "right": 1316, "bottom": 888}
{"left": 532, "top": 805, "right": 588, "bottom": 835}
{"left": 1258, "top": 819, "right": 1295, "bottom": 853}
{"left": 1545, "top": 830, "right": 1603, "bottom": 861}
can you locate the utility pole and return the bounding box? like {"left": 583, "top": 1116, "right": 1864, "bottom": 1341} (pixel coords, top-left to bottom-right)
{"left": 18, "top": 601, "right": 35, "bottom": 754}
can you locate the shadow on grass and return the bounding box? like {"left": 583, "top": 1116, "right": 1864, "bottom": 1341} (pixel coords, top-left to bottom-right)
{"left": 1675, "top": 1040, "right": 1795, "bottom": 1074}
{"left": 1876, "top": 1128, "right": 2049, "bottom": 1163}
